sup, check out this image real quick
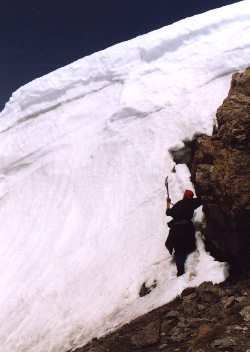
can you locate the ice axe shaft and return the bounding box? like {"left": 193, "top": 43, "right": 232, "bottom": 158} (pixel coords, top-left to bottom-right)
{"left": 165, "top": 177, "right": 170, "bottom": 199}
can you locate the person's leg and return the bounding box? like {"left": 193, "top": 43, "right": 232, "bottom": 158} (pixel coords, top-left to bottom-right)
{"left": 175, "top": 254, "right": 187, "bottom": 276}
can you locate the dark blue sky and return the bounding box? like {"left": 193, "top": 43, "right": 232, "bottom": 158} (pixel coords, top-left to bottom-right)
{"left": 0, "top": 0, "right": 241, "bottom": 110}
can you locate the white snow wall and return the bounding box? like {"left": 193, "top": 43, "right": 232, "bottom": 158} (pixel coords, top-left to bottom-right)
{"left": 0, "top": 1, "right": 250, "bottom": 352}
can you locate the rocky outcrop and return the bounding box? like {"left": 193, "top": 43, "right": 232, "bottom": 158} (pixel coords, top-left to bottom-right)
{"left": 191, "top": 67, "right": 250, "bottom": 271}
{"left": 73, "top": 274, "right": 250, "bottom": 352}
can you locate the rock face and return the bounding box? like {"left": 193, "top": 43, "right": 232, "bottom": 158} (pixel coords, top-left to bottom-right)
{"left": 72, "top": 274, "right": 250, "bottom": 352}
{"left": 191, "top": 67, "right": 250, "bottom": 271}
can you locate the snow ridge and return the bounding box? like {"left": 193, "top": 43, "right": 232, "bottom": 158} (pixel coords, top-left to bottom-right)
{"left": 0, "top": 1, "right": 249, "bottom": 352}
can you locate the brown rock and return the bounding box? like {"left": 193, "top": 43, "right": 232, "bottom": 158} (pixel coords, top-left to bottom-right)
{"left": 192, "top": 323, "right": 218, "bottom": 348}
{"left": 197, "top": 304, "right": 206, "bottom": 311}
{"left": 164, "top": 310, "right": 179, "bottom": 318}
{"left": 236, "top": 296, "right": 250, "bottom": 306}
{"left": 169, "top": 326, "right": 191, "bottom": 342}
{"left": 191, "top": 67, "right": 250, "bottom": 270}
{"left": 208, "top": 303, "right": 221, "bottom": 317}
{"left": 183, "top": 303, "right": 198, "bottom": 315}
{"left": 181, "top": 287, "right": 196, "bottom": 298}
{"left": 182, "top": 293, "right": 197, "bottom": 303}
{"left": 159, "top": 343, "right": 168, "bottom": 350}
{"left": 220, "top": 296, "right": 235, "bottom": 309}
{"left": 130, "top": 320, "right": 160, "bottom": 349}
{"left": 240, "top": 306, "right": 250, "bottom": 321}
{"left": 212, "top": 337, "right": 237, "bottom": 349}
{"left": 186, "top": 317, "right": 211, "bottom": 325}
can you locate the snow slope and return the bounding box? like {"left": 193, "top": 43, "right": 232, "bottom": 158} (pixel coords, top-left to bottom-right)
{"left": 0, "top": 1, "right": 250, "bottom": 351}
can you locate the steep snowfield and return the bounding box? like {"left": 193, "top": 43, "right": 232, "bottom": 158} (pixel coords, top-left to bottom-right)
{"left": 0, "top": 1, "right": 250, "bottom": 351}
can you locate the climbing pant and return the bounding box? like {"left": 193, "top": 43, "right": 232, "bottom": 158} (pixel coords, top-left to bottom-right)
{"left": 175, "top": 254, "right": 187, "bottom": 277}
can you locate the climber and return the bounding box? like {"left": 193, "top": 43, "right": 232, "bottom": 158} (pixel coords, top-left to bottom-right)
{"left": 165, "top": 187, "right": 202, "bottom": 277}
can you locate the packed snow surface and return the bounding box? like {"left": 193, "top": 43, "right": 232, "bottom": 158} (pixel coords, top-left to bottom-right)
{"left": 0, "top": 1, "right": 250, "bottom": 351}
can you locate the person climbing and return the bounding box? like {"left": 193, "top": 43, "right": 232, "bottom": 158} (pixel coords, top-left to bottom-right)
{"left": 165, "top": 180, "right": 202, "bottom": 277}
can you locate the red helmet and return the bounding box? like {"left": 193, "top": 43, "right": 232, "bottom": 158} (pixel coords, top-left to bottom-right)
{"left": 183, "top": 189, "right": 194, "bottom": 199}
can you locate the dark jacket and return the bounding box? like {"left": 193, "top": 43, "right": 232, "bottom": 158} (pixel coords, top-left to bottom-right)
{"left": 165, "top": 197, "right": 202, "bottom": 255}
{"left": 166, "top": 197, "right": 202, "bottom": 221}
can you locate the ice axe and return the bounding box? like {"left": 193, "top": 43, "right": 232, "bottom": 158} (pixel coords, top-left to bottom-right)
{"left": 165, "top": 177, "right": 169, "bottom": 198}
{"left": 165, "top": 177, "right": 171, "bottom": 206}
